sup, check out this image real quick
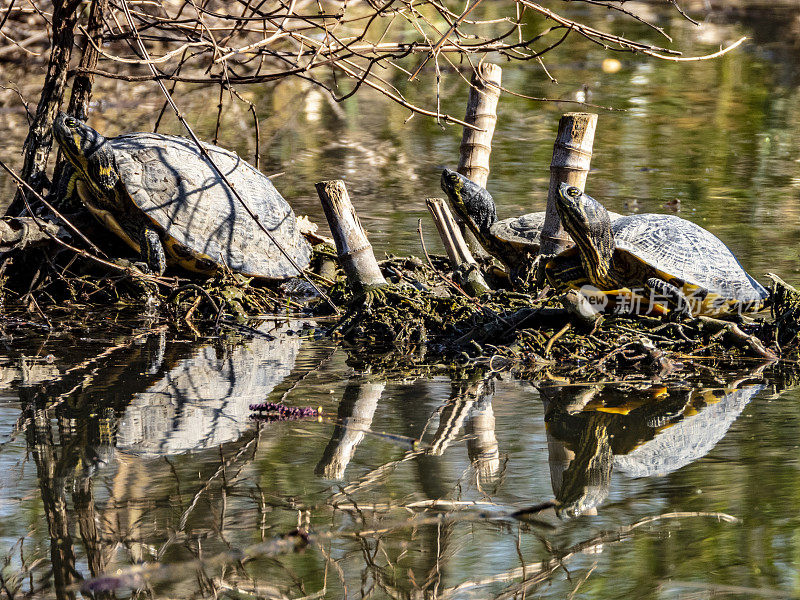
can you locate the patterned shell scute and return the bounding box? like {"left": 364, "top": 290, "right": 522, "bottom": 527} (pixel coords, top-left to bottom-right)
{"left": 491, "top": 212, "right": 547, "bottom": 247}
{"left": 614, "top": 384, "right": 764, "bottom": 478}
{"left": 611, "top": 213, "right": 768, "bottom": 303}
{"left": 110, "top": 133, "right": 311, "bottom": 279}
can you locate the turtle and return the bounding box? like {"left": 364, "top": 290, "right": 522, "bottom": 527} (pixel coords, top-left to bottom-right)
{"left": 116, "top": 320, "right": 306, "bottom": 457}
{"left": 439, "top": 168, "right": 621, "bottom": 283}
{"left": 543, "top": 382, "right": 764, "bottom": 518}
{"left": 52, "top": 112, "right": 311, "bottom": 278}
{"left": 547, "top": 183, "right": 770, "bottom": 317}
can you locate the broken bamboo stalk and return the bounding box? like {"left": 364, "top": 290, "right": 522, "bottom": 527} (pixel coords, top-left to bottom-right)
{"left": 456, "top": 62, "right": 502, "bottom": 257}
{"left": 458, "top": 63, "right": 502, "bottom": 187}
{"left": 425, "top": 197, "right": 490, "bottom": 296}
{"left": 316, "top": 180, "right": 387, "bottom": 293}
{"left": 538, "top": 113, "right": 598, "bottom": 259}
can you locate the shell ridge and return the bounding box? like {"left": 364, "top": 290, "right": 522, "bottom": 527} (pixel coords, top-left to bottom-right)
{"left": 612, "top": 213, "right": 764, "bottom": 301}
{"left": 109, "top": 132, "right": 310, "bottom": 278}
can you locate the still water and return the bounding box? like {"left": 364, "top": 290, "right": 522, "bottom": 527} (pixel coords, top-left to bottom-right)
{"left": 0, "top": 320, "right": 793, "bottom": 599}
{"left": 2, "top": 4, "right": 800, "bottom": 599}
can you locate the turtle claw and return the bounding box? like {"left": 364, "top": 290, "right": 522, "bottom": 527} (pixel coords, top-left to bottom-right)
{"left": 646, "top": 277, "right": 691, "bottom": 320}
{"left": 113, "top": 258, "right": 161, "bottom": 304}
{"left": 666, "top": 307, "right": 690, "bottom": 323}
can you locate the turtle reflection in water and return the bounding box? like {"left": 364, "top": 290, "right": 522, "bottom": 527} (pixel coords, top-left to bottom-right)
{"left": 35, "top": 320, "right": 307, "bottom": 459}
{"left": 52, "top": 112, "right": 311, "bottom": 278}
{"left": 115, "top": 320, "right": 307, "bottom": 456}
{"left": 541, "top": 382, "right": 765, "bottom": 518}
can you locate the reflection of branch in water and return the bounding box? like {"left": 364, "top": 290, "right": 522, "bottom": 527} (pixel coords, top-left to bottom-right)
{"left": 0, "top": 532, "right": 47, "bottom": 597}
{"left": 315, "top": 379, "right": 385, "bottom": 479}
{"left": 27, "top": 408, "right": 81, "bottom": 599}
{"left": 325, "top": 377, "right": 500, "bottom": 506}
{"left": 78, "top": 504, "right": 737, "bottom": 598}
{"left": 6, "top": 327, "right": 170, "bottom": 450}
{"left": 436, "top": 512, "right": 738, "bottom": 600}
{"left": 424, "top": 377, "right": 507, "bottom": 494}
{"left": 334, "top": 499, "right": 503, "bottom": 513}
{"left": 326, "top": 447, "right": 425, "bottom": 507}
{"left": 157, "top": 429, "right": 261, "bottom": 559}
{"left": 425, "top": 380, "right": 480, "bottom": 456}
{"left": 106, "top": 454, "right": 154, "bottom": 564}
{"left": 72, "top": 475, "right": 114, "bottom": 598}
{"left": 272, "top": 344, "right": 339, "bottom": 408}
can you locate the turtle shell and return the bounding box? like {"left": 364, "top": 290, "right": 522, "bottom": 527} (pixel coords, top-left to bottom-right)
{"left": 614, "top": 384, "right": 764, "bottom": 478}
{"left": 492, "top": 210, "right": 623, "bottom": 251}
{"left": 109, "top": 133, "right": 311, "bottom": 279}
{"left": 490, "top": 212, "right": 547, "bottom": 250}
{"left": 611, "top": 214, "right": 769, "bottom": 309}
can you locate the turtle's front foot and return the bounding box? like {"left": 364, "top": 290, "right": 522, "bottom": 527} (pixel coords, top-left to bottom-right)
{"left": 140, "top": 226, "right": 167, "bottom": 275}
{"left": 646, "top": 277, "right": 691, "bottom": 321}
{"left": 114, "top": 258, "right": 161, "bottom": 307}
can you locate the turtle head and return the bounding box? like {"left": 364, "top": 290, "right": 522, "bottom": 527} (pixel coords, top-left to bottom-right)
{"left": 53, "top": 112, "right": 104, "bottom": 171}
{"left": 53, "top": 112, "right": 118, "bottom": 193}
{"left": 556, "top": 183, "right": 615, "bottom": 288}
{"left": 440, "top": 168, "right": 497, "bottom": 238}
{"left": 555, "top": 476, "right": 609, "bottom": 520}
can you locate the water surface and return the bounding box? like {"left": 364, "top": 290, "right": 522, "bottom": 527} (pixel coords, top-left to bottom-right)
{"left": 1, "top": 4, "right": 800, "bottom": 599}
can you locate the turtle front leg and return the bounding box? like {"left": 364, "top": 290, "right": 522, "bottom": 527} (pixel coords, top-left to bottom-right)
{"left": 139, "top": 225, "right": 167, "bottom": 275}
{"left": 114, "top": 213, "right": 167, "bottom": 275}
{"left": 646, "top": 277, "right": 691, "bottom": 320}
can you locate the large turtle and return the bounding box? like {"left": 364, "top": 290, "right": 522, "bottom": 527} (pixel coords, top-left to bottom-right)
{"left": 439, "top": 168, "right": 620, "bottom": 282}
{"left": 548, "top": 183, "right": 769, "bottom": 316}
{"left": 52, "top": 112, "right": 311, "bottom": 278}
{"left": 543, "top": 383, "right": 763, "bottom": 518}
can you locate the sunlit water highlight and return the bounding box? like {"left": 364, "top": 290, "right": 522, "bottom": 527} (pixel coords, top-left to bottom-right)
{"left": 1, "top": 5, "right": 800, "bottom": 599}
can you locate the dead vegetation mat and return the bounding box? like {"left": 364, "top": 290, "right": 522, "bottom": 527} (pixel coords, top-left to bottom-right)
{"left": 3, "top": 243, "right": 800, "bottom": 384}
{"left": 0, "top": 235, "right": 314, "bottom": 334}
{"left": 317, "top": 256, "right": 800, "bottom": 383}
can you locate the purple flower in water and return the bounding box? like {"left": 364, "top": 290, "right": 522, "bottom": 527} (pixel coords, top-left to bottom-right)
{"left": 249, "top": 401, "right": 321, "bottom": 422}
